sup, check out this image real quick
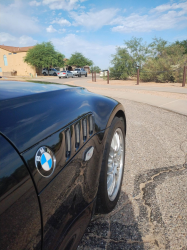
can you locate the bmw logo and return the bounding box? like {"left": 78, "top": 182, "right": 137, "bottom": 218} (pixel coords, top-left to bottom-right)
{"left": 35, "top": 146, "right": 56, "bottom": 178}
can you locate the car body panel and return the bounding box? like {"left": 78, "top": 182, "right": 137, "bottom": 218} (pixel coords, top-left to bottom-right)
{"left": 0, "top": 80, "right": 126, "bottom": 250}
{"left": 38, "top": 133, "right": 104, "bottom": 249}
{"left": 0, "top": 135, "right": 41, "bottom": 250}
{"left": 0, "top": 81, "right": 120, "bottom": 153}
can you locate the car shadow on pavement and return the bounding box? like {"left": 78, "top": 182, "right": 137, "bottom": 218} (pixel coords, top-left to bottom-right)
{"left": 78, "top": 192, "right": 144, "bottom": 250}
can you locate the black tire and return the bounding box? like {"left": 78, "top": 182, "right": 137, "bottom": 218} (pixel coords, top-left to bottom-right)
{"left": 80, "top": 74, "right": 82, "bottom": 77}
{"left": 53, "top": 73, "right": 57, "bottom": 76}
{"left": 43, "top": 72, "right": 46, "bottom": 76}
{"left": 85, "top": 73, "right": 87, "bottom": 77}
{"left": 59, "top": 77, "right": 61, "bottom": 79}
{"left": 96, "top": 116, "right": 125, "bottom": 214}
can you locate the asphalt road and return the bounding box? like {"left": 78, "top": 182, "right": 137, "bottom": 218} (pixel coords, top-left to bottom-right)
{"left": 35, "top": 76, "right": 187, "bottom": 249}
{"left": 78, "top": 99, "right": 187, "bottom": 250}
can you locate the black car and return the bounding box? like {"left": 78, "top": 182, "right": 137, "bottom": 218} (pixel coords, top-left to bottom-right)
{"left": 0, "top": 81, "right": 126, "bottom": 250}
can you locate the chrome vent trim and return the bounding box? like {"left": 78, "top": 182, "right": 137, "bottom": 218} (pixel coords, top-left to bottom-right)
{"left": 65, "top": 128, "right": 71, "bottom": 158}
{"left": 75, "top": 122, "right": 80, "bottom": 148}
{"left": 89, "top": 115, "right": 94, "bottom": 135}
{"left": 82, "top": 118, "right": 87, "bottom": 141}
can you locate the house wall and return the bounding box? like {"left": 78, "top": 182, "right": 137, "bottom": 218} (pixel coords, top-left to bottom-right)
{"left": 0, "top": 48, "right": 36, "bottom": 76}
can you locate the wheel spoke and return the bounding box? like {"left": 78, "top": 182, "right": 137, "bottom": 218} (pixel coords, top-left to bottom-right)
{"left": 107, "top": 173, "right": 114, "bottom": 188}
{"left": 107, "top": 174, "right": 115, "bottom": 196}
{"left": 108, "top": 162, "right": 114, "bottom": 173}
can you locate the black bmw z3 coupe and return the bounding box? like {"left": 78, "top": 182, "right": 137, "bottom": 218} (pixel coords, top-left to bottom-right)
{"left": 0, "top": 81, "right": 126, "bottom": 250}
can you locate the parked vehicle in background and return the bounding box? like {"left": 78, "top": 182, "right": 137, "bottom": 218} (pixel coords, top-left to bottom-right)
{"left": 100, "top": 70, "right": 108, "bottom": 77}
{"left": 42, "top": 68, "right": 60, "bottom": 76}
{"left": 58, "top": 71, "right": 74, "bottom": 78}
{"left": 71, "top": 68, "right": 87, "bottom": 77}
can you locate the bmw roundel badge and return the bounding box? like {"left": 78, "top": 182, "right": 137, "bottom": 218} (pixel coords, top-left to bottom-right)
{"left": 35, "top": 146, "right": 56, "bottom": 178}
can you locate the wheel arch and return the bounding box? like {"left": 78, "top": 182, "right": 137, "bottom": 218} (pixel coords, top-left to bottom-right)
{"left": 114, "top": 110, "right": 126, "bottom": 135}
{"left": 105, "top": 103, "right": 126, "bottom": 135}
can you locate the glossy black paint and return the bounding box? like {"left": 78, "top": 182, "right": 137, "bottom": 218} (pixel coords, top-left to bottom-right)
{"left": 39, "top": 133, "right": 103, "bottom": 249}
{"left": 0, "top": 135, "right": 41, "bottom": 250}
{"left": 0, "top": 80, "right": 70, "bottom": 100}
{"left": 0, "top": 81, "right": 126, "bottom": 250}
{"left": 0, "top": 81, "right": 119, "bottom": 153}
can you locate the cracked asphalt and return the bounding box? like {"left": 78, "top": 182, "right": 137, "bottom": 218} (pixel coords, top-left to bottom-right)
{"left": 78, "top": 99, "right": 187, "bottom": 250}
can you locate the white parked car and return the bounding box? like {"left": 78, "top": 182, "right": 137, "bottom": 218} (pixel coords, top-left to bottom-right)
{"left": 58, "top": 71, "right": 74, "bottom": 78}
{"left": 42, "top": 68, "right": 60, "bottom": 76}
{"left": 71, "top": 68, "right": 87, "bottom": 77}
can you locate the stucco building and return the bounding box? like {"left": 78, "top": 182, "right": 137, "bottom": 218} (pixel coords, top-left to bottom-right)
{"left": 0, "top": 45, "right": 36, "bottom": 76}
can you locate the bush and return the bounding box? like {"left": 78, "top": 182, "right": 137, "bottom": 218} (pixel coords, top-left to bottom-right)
{"left": 140, "top": 45, "right": 187, "bottom": 83}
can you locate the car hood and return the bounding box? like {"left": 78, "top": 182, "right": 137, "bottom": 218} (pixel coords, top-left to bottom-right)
{"left": 0, "top": 81, "right": 118, "bottom": 152}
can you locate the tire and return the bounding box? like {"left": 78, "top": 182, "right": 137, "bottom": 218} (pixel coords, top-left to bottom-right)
{"left": 53, "top": 73, "right": 57, "bottom": 76}
{"left": 96, "top": 116, "right": 125, "bottom": 214}
{"left": 85, "top": 73, "right": 87, "bottom": 77}
{"left": 59, "top": 77, "right": 61, "bottom": 79}
{"left": 80, "top": 74, "right": 82, "bottom": 77}
{"left": 72, "top": 75, "right": 74, "bottom": 78}
{"left": 43, "top": 72, "right": 46, "bottom": 76}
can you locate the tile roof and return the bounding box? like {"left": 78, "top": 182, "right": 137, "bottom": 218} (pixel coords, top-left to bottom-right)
{"left": 0, "top": 45, "right": 34, "bottom": 53}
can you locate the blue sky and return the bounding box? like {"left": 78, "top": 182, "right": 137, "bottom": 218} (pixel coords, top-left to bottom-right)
{"left": 0, "top": 0, "right": 187, "bottom": 69}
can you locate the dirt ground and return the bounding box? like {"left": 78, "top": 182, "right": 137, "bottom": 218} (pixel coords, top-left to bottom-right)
{"left": 88, "top": 77, "right": 186, "bottom": 88}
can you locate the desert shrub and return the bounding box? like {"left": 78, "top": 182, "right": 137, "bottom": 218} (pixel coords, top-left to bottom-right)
{"left": 141, "top": 45, "right": 187, "bottom": 83}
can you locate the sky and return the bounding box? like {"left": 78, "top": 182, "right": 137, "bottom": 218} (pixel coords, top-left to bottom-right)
{"left": 0, "top": 0, "right": 187, "bottom": 69}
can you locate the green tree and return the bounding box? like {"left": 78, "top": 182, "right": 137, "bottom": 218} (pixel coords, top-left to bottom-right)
{"left": 141, "top": 44, "right": 187, "bottom": 83}
{"left": 68, "top": 52, "right": 93, "bottom": 67}
{"left": 24, "top": 42, "right": 65, "bottom": 75}
{"left": 173, "top": 40, "right": 187, "bottom": 54}
{"left": 90, "top": 66, "right": 101, "bottom": 73}
{"left": 149, "top": 37, "right": 168, "bottom": 57}
{"left": 109, "top": 47, "right": 136, "bottom": 80}
{"left": 124, "top": 37, "right": 150, "bottom": 68}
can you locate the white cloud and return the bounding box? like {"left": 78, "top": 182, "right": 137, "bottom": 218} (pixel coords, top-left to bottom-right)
{"left": 46, "top": 25, "right": 57, "bottom": 32}
{"left": 51, "top": 18, "right": 71, "bottom": 26}
{"left": 59, "top": 28, "right": 66, "bottom": 33}
{"left": 19, "top": 35, "right": 37, "bottom": 45}
{"left": 111, "top": 2, "right": 187, "bottom": 33}
{"left": 29, "top": 1, "right": 41, "bottom": 6}
{"left": 51, "top": 34, "right": 116, "bottom": 69}
{"left": 0, "top": 32, "right": 37, "bottom": 46}
{"left": 42, "top": 0, "right": 80, "bottom": 11}
{"left": 0, "top": 1, "right": 41, "bottom": 35}
{"left": 150, "top": 2, "right": 187, "bottom": 13}
{"left": 70, "top": 8, "right": 119, "bottom": 29}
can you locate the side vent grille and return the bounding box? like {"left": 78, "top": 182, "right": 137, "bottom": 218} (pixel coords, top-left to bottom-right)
{"left": 89, "top": 115, "right": 94, "bottom": 135}
{"left": 65, "top": 128, "right": 71, "bottom": 158}
{"left": 75, "top": 123, "right": 80, "bottom": 148}
{"left": 83, "top": 118, "right": 87, "bottom": 141}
